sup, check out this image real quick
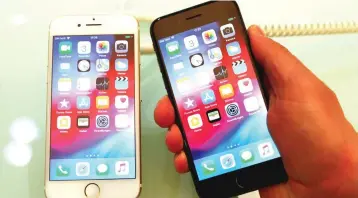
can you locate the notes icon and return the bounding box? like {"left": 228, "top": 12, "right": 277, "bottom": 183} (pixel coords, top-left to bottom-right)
{"left": 58, "top": 78, "right": 72, "bottom": 92}
{"left": 115, "top": 161, "right": 129, "bottom": 175}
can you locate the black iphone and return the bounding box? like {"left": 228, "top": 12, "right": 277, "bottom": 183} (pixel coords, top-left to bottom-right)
{"left": 150, "top": 1, "right": 288, "bottom": 197}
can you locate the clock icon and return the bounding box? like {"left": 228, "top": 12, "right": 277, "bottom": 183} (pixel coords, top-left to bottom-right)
{"left": 77, "top": 59, "right": 90, "bottom": 72}
{"left": 190, "top": 53, "right": 204, "bottom": 68}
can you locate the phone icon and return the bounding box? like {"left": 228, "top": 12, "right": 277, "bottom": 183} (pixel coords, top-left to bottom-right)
{"left": 201, "top": 160, "right": 216, "bottom": 175}
{"left": 202, "top": 29, "right": 217, "bottom": 44}
{"left": 166, "top": 41, "right": 180, "bottom": 56}
{"left": 56, "top": 165, "right": 70, "bottom": 176}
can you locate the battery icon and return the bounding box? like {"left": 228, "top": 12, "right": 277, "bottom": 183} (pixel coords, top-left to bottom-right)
{"left": 125, "top": 36, "right": 131, "bottom": 38}
{"left": 228, "top": 17, "right": 234, "bottom": 21}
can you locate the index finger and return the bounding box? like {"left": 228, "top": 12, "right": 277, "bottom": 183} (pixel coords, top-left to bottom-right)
{"left": 154, "top": 95, "right": 175, "bottom": 128}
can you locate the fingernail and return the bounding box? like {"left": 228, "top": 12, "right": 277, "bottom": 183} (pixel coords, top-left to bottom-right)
{"left": 251, "top": 25, "right": 265, "bottom": 36}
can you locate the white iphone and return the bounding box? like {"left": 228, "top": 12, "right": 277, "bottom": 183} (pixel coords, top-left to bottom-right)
{"left": 45, "top": 15, "right": 141, "bottom": 198}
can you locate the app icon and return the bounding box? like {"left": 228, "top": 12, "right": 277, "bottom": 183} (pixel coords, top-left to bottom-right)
{"left": 220, "top": 154, "right": 236, "bottom": 169}
{"left": 78, "top": 41, "right": 91, "bottom": 54}
{"left": 57, "top": 116, "right": 71, "bottom": 130}
{"left": 58, "top": 78, "right": 72, "bottom": 92}
{"left": 115, "top": 40, "right": 128, "bottom": 53}
{"left": 208, "top": 47, "right": 223, "bottom": 62}
{"left": 187, "top": 114, "right": 203, "bottom": 129}
{"left": 115, "top": 95, "right": 129, "bottom": 109}
{"left": 77, "top": 59, "right": 90, "bottom": 72}
{"left": 96, "top": 41, "right": 110, "bottom": 54}
{"left": 200, "top": 89, "right": 216, "bottom": 105}
{"left": 115, "top": 76, "right": 128, "bottom": 90}
{"left": 173, "top": 62, "right": 184, "bottom": 71}
{"left": 96, "top": 59, "right": 109, "bottom": 72}
{"left": 76, "top": 96, "right": 90, "bottom": 110}
{"left": 220, "top": 23, "right": 236, "bottom": 38}
{"left": 182, "top": 96, "right": 197, "bottom": 110}
{"left": 232, "top": 60, "right": 247, "bottom": 75}
{"left": 76, "top": 162, "right": 90, "bottom": 176}
{"left": 96, "top": 163, "right": 109, "bottom": 176}
{"left": 219, "top": 84, "right": 234, "bottom": 99}
{"left": 244, "top": 96, "right": 260, "bottom": 112}
{"left": 202, "top": 29, "right": 217, "bottom": 44}
{"left": 96, "top": 77, "right": 109, "bottom": 90}
{"left": 238, "top": 78, "right": 253, "bottom": 93}
{"left": 96, "top": 115, "right": 109, "bottom": 128}
{"left": 57, "top": 98, "right": 71, "bottom": 110}
{"left": 184, "top": 35, "right": 199, "bottom": 50}
{"left": 226, "top": 41, "right": 241, "bottom": 56}
{"left": 77, "top": 78, "right": 91, "bottom": 91}
{"left": 115, "top": 114, "right": 129, "bottom": 128}
{"left": 176, "top": 77, "right": 192, "bottom": 93}
{"left": 206, "top": 109, "right": 221, "bottom": 123}
{"left": 258, "top": 142, "right": 274, "bottom": 158}
{"left": 195, "top": 72, "right": 211, "bottom": 87}
{"left": 96, "top": 96, "right": 109, "bottom": 109}
{"left": 201, "top": 160, "right": 216, "bottom": 175}
{"left": 213, "top": 66, "right": 228, "bottom": 80}
{"left": 59, "top": 63, "right": 70, "bottom": 73}
{"left": 77, "top": 116, "right": 90, "bottom": 128}
{"left": 115, "top": 58, "right": 128, "bottom": 72}
{"left": 190, "top": 53, "right": 204, "bottom": 67}
{"left": 59, "top": 41, "right": 72, "bottom": 55}
{"left": 56, "top": 164, "right": 70, "bottom": 176}
{"left": 115, "top": 161, "right": 129, "bottom": 175}
{"left": 166, "top": 41, "right": 180, "bottom": 56}
{"left": 225, "top": 102, "right": 240, "bottom": 117}
{"left": 240, "top": 150, "right": 255, "bottom": 163}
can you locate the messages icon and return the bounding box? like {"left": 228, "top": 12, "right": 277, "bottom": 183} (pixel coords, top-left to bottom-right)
{"left": 166, "top": 41, "right": 180, "bottom": 56}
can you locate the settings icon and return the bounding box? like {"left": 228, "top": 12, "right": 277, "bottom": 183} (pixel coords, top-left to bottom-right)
{"left": 225, "top": 103, "right": 240, "bottom": 117}
{"left": 96, "top": 115, "right": 109, "bottom": 128}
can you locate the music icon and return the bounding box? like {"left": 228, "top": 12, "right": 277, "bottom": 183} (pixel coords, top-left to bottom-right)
{"left": 258, "top": 142, "right": 274, "bottom": 158}
{"left": 115, "top": 161, "right": 129, "bottom": 175}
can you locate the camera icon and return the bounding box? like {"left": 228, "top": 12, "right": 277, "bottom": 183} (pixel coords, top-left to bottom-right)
{"left": 115, "top": 40, "right": 128, "bottom": 53}
{"left": 220, "top": 24, "right": 235, "bottom": 38}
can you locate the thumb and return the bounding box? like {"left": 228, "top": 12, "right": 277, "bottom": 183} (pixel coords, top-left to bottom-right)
{"left": 247, "top": 26, "right": 316, "bottom": 96}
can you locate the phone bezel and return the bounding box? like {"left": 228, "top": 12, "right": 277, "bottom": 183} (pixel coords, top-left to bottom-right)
{"left": 150, "top": 1, "right": 288, "bottom": 197}
{"left": 46, "top": 15, "right": 141, "bottom": 198}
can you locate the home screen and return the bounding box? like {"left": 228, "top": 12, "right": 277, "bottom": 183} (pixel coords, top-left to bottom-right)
{"left": 50, "top": 35, "right": 135, "bottom": 181}
{"left": 158, "top": 20, "right": 280, "bottom": 181}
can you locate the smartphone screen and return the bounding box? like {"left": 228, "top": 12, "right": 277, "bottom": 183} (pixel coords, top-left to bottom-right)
{"left": 157, "top": 20, "right": 280, "bottom": 181}
{"left": 50, "top": 35, "right": 136, "bottom": 181}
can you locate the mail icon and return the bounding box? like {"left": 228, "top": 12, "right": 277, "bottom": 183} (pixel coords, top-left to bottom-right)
{"left": 115, "top": 76, "right": 129, "bottom": 90}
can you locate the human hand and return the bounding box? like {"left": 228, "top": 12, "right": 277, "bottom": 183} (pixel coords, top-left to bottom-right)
{"left": 154, "top": 25, "right": 358, "bottom": 198}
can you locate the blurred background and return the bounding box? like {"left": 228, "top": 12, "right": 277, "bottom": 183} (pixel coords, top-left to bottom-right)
{"left": 0, "top": 0, "right": 357, "bottom": 197}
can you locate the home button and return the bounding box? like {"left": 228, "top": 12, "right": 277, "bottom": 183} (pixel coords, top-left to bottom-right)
{"left": 85, "top": 183, "right": 100, "bottom": 198}
{"left": 235, "top": 177, "right": 245, "bottom": 189}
